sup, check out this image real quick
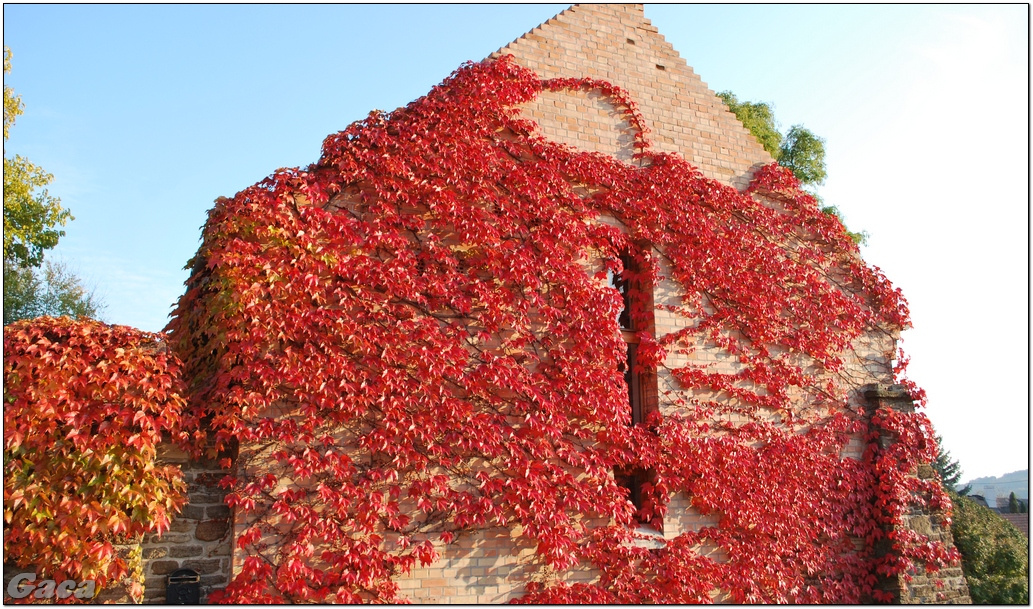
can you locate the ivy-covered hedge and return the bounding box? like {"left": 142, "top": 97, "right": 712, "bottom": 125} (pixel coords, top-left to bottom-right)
{"left": 950, "top": 490, "right": 1029, "bottom": 604}
{"left": 3, "top": 316, "right": 189, "bottom": 601}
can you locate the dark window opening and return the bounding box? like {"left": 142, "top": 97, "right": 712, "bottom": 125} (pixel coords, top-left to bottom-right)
{"left": 609, "top": 248, "right": 660, "bottom": 533}
{"left": 609, "top": 252, "right": 635, "bottom": 330}
{"left": 615, "top": 466, "right": 660, "bottom": 533}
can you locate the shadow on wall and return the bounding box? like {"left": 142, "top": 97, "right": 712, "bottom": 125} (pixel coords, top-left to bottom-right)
{"left": 515, "top": 87, "right": 772, "bottom": 194}
{"left": 395, "top": 526, "right": 572, "bottom": 603}
{"left": 518, "top": 89, "right": 640, "bottom": 163}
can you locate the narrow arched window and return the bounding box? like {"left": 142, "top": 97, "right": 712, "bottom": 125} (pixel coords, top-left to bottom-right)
{"left": 612, "top": 251, "right": 634, "bottom": 331}
{"left": 609, "top": 251, "right": 645, "bottom": 426}
{"left": 609, "top": 247, "right": 660, "bottom": 532}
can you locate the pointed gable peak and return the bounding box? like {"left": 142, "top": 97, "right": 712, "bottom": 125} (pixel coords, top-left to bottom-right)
{"left": 491, "top": 4, "right": 773, "bottom": 189}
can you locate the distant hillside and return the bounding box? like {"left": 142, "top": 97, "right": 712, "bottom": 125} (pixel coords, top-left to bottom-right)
{"left": 964, "top": 469, "right": 1028, "bottom": 502}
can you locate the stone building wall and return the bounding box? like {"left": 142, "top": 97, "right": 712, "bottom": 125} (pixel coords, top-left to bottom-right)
{"left": 0, "top": 5, "right": 968, "bottom": 605}
{"left": 387, "top": 5, "right": 967, "bottom": 603}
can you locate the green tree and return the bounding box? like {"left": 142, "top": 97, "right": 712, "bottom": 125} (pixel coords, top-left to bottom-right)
{"left": 718, "top": 91, "right": 826, "bottom": 188}
{"left": 4, "top": 46, "right": 71, "bottom": 268}
{"left": 949, "top": 489, "right": 1029, "bottom": 604}
{"left": 717, "top": 92, "right": 783, "bottom": 159}
{"left": 933, "top": 434, "right": 972, "bottom": 495}
{"left": 779, "top": 124, "right": 827, "bottom": 187}
{"left": 3, "top": 47, "right": 102, "bottom": 324}
{"left": 1008, "top": 492, "right": 1019, "bottom": 514}
{"left": 3, "top": 259, "right": 103, "bottom": 325}
{"left": 718, "top": 90, "right": 866, "bottom": 245}
{"left": 934, "top": 438, "right": 1028, "bottom": 603}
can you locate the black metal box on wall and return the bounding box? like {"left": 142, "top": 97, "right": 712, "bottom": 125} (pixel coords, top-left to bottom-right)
{"left": 167, "top": 568, "right": 200, "bottom": 604}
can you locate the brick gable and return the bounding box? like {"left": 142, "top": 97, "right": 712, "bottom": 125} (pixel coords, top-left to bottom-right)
{"left": 491, "top": 3, "right": 774, "bottom": 189}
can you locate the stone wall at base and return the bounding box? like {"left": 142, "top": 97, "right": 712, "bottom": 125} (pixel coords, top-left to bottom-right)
{"left": 895, "top": 463, "right": 971, "bottom": 604}
{"left": 139, "top": 445, "right": 233, "bottom": 604}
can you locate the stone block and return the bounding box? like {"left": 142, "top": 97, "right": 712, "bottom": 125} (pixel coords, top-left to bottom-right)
{"left": 196, "top": 519, "right": 230, "bottom": 541}
{"left": 169, "top": 545, "right": 203, "bottom": 558}
{"left": 169, "top": 519, "right": 194, "bottom": 533}
{"left": 180, "top": 504, "right": 206, "bottom": 520}
{"left": 200, "top": 573, "right": 229, "bottom": 587}
{"left": 163, "top": 532, "right": 194, "bottom": 544}
{"left": 206, "top": 505, "right": 231, "bottom": 519}
{"left": 144, "top": 585, "right": 170, "bottom": 602}
{"left": 182, "top": 558, "right": 223, "bottom": 575}
{"left": 142, "top": 546, "right": 169, "bottom": 559}
{"left": 148, "top": 560, "right": 181, "bottom": 576}
{"left": 192, "top": 493, "right": 230, "bottom": 504}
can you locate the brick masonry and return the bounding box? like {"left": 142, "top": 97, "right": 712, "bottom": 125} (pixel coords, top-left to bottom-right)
{"left": 490, "top": 3, "right": 775, "bottom": 190}
{"left": 396, "top": 5, "right": 968, "bottom": 603}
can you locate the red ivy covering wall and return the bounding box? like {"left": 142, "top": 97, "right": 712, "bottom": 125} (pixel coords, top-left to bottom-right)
{"left": 3, "top": 317, "right": 188, "bottom": 600}
{"left": 150, "top": 55, "right": 957, "bottom": 603}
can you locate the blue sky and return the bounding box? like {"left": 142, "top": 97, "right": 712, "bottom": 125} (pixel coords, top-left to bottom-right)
{"left": 3, "top": 4, "right": 1027, "bottom": 482}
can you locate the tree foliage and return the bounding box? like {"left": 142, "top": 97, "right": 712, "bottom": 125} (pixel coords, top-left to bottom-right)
{"left": 718, "top": 91, "right": 827, "bottom": 187}
{"left": 780, "top": 124, "right": 827, "bottom": 186}
{"left": 4, "top": 47, "right": 72, "bottom": 268}
{"left": 933, "top": 434, "right": 971, "bottom": 495}
{"left": 949, "top": 489, "right": 1029, "bottom": 604}
{"left": 3, "top": 317, "right": 189, "bottom": 601}
{"left": 3, "top": 46, "right": 102, "bottom": 326}
{"left": 162, "top": 56, "right": 952, "bottom": 603}
{"left": 717, "top": 91, "right": 782, "bottom": 158}
{"left": 3, "top": 259, "right": 103, "bottom": 325}
{"left": 719, "top": 90, "right": 866, "bottom": 245}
